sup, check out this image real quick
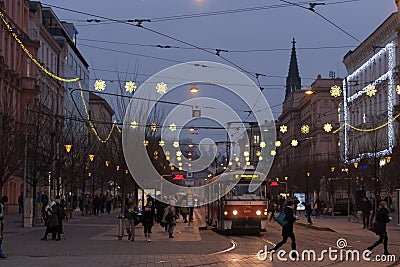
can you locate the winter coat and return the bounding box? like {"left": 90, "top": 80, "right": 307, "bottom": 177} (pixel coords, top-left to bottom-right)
{"left": 374, "top": 207, "right": 390, "bottom": 235}
{"left": 163, "top": 205, "right": 176, "bottom": 225}
{"left": 47, "top": 205, "right": 60, "bottom": 228}
{"left": 361, "top": 199, "right": 372, "bottom": 214}
{"left": 281, "top": 206, "right": 296, "bottom": 237}
{"left": 124, "top": 204, "right": 138, "bottom": 220}
{"left": 142, "top": 206, "right": 155, "bottom": 226}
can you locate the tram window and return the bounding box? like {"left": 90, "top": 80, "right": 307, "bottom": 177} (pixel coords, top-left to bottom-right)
{"left": 229, "top": 185, "right": 261, "bottom": 200}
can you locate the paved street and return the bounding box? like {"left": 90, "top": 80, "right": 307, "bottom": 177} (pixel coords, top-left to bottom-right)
{"left": 1, "top": 209, "right": 399, "bottom": 266}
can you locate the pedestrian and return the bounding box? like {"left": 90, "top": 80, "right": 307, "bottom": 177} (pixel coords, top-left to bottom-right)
{"left": 367, "top": 201, "right": 391, "bottom": 255}
{"left": 180, "top": 199, "right": 189, "bottom": 223}
{"left": 163, "top": 196, "right": 177, "bottom": 238}
{"left": 18, "top": 192, "right": 23, "bottom": 215}
{"left": 106, "top": 196, "right": 112, "bottom": 214}
{"left": 92, "top": 195, "right": 99, "bottom": 216}
{"left": 272, "top": 200, "right": 297, "bottom": 256}
{"left": 124, "top": 198, "right": 137, "bottom": 241}
{"left": 41, "top": 199, "right": 59, "bottom": 241}
{"left": 303, "top": 202, "right": 312, "bottom": 225}
{"left": 143, "top": 199, "right": 155, "bottom": 242}
{"left": 55, "top": 197, "right": 65, "bottom": 240}
{"left": 0, "top": 196, "right": 8, "bottom": 258}
{"left": 313, "top": 198, "right": 321, "bottom": 219}
{"left": 361, "top": 196, "right": 372, "bottom": 229}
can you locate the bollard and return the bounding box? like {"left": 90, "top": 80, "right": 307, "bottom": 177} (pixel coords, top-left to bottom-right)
{"left": 117, "top": 213, "right": 124, "bottom": 240}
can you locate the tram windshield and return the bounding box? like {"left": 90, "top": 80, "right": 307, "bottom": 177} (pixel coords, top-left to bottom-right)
{"left": 225, "top": 184, "right": 263, "bottom": 200}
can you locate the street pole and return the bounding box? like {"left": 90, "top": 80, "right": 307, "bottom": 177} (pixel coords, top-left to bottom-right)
{"left": 23, "top": 104, "right": 32, "bottom": 227}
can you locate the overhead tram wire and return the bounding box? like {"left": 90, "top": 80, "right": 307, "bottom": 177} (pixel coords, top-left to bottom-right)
{"left": 278, "top": 0, "right": 361, "bottom": 43}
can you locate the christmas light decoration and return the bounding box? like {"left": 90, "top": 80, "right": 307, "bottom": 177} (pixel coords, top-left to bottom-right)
{"left": 301, "top": 124, "right": 310, "bottom": 134}
{"left": 159, "top": 140, "right": 165, "bottom": 146}
{"left": 243, "top": 151, "right": 250, "bottom": 157}
{"left": 130, "top": 121, "right": 138, "bottom": 129}
{"left": 330, "top": 85, "right": 342, "bottom": 97}
{"left": 156, "top": 82, "right": 168, "bottom": 94}
{"left": 124, "top": 81, "right": 137, "bottom": 93}
{"left": 396, "top": 85, "right": 400, "bottom": 95}
{"left": 169, "top": 123, "right": 177, "bottom": 131}
{"left": 365, "top": 85, "right": 377, "bottom": 97}
{"left": 260, "top": 142, "right": 266, "bottom": 148}
{"left": 280, "top": 125, "right": 288, "bottom": 134}
{"left": 323, "top": 123, "right": 333, "bottom": 133}
{"left": 270, "top": 150, "right": 276, "bottom": 156}
{"left": 275, "top": 141, "right": 281, "bottom": 147}
{"left": 291, "top": 139, "right": 298, "bottom": 147}
{"left": 177, "top": 157, "right": 182, "bottom": 161}
{"left": 94, "top": 79, "right": 106, "bottom": 91}
{"left": 256, "top": 151, "right": 261, "bottom": 157}
{"left": 0, "top": 12, "right": 79, "bottom": 83}
{"left": 150, "top": 123, "right": 158, "bottom": 132}
{"left": 173, "top": 141, "right": 179, "bottom": 148}
{"left": 143, "top": 140, "right": 149, "bottom": 146}
{"left": 176, "top": 151, "right": 182, "bottom": 157}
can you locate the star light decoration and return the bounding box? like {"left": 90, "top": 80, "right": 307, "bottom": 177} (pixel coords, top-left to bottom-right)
{"left": 260, "top": 141, "right": 266, "bottom": 148}
{"left": 124, "top": 81, "right": 137, "bottom": 93}
{"left": 323, "top": 123, "right": 333, "bottom": 133}
{"left": 275, "top": 140, "right": 281, "bottom": 147}
{"left": 173, "top": 141, "right": 180, "bottom": 148}
{"left": 291, "top": 139, "right": 298, "bottom": 147}
{"left": 330, "top": 85, "right": 342, "bottom": 97}
{"left": 366, "top": 85, "right": 377, "bottom": 97}
{"left": 396, "top": 85, "right": 400, "bottom": 95}
{"left": 270, "top": 150, "right": 276, "bottom": 156}
{"left": 130, "top": 121, "right": 138, "bottom": 129}
{"left": 176, "top": 151, "right": 182, "bottom": 157}
{"left": 301, "top": 124, "right": 310, "bottom": 134}
{"left": 159, "top": 140, "right": 165, "bottom": 146}
{"left": 169, "top": 123, "right": 177, "bottom": 131}
{"left": 150, "top": 123, "right": 158, "bottom": 132}
{"left": 143, "top": 140, "right": 149, "bottom": 146}
{"left": 156, "top": 82, "right": 168, "bottom": 94}
{"left": 94, "top": 79, "right": 106, "bottom": 91}
{"left": 280, "top": 125, "right": 288, "bottom": 134}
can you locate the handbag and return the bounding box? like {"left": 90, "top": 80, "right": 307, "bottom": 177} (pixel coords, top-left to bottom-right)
{"left": 275, "top": 212, "right": 288, "bottom": 227}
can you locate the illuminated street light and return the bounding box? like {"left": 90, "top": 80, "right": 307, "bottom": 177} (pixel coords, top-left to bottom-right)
{"left": 89, "top": 154, "right": 95, "bottom": 162}
{"left": 64, "top": 144, "right": 72, "bottom": 153}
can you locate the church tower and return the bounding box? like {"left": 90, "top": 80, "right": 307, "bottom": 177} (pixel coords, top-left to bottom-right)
{"left": 285, "top": 38, "right": 302, "bottom": 99}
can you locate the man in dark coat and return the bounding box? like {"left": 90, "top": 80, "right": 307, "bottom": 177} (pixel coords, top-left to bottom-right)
{"left": 367, "top": 201, "right": 391, "bottom": 255}
{"left": 272, "top": 201, "right": 297, "bottom": 253}
{"left": 303, "top": 202, "right": 312, "bottom": 225}
{"left": 361, "top": 197, "right": 372, "bottom": 229}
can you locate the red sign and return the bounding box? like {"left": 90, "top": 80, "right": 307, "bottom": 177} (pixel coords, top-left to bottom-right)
{"left": 269, "top": 181, "right": 279, "bottom": 187}
{"left": 173, "top": 174, "right": 185, "bottom": 180}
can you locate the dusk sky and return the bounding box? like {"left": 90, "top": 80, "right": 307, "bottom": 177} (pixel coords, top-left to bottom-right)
{"left": 40, "top": 0, "right": 397, "bottom": 119}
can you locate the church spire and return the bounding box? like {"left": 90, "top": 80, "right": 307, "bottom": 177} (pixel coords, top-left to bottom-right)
{"left": 285, "top": 38, "right": 301, "bottom": 99}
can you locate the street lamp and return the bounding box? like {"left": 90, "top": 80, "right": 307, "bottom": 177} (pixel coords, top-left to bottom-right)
{"left": 65, "top": 144, "right": 73, "bottom": 208}
{"left": 64, "top": 144, "right": 72, "bottom": 153}
{"left": 89, "top": 154, "right": 95, "bottom": 162}
{"left": 189, "top": 85, "right": 199, "bottom": 93}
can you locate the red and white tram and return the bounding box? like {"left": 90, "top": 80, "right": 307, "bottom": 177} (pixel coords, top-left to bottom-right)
{"left": 205, "top": 170, "right": 268, "bottom": 234}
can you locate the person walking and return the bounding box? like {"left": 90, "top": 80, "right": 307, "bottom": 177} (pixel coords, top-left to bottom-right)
{"left": 55, "top": 197, "right": 65, "bottom": 240}
{"left": 0, "top": 196, "right": 8, "bottom": 258}
{"left": 18, "top": 192, "right": 23, "bottom": 215}
{"left": 303, "top": 202, "right": 313, "bottom": 225}
{"left": 361, "top": 196, "right": 372, "bottom": 229}
{"left": 313, "top": 198, "right": 321, "bottom": 219}
{"left": 124, "top": 198, "right": 137, "bottom": 241}
{"left": 163, "top": 196, "right": 177, "bottom": 238}
{"left": 143, "top": 199, "right": 155, "bottom": 242}
{"left": 272, "top": 200, "right": 297, "bottom": 256}
{"left": 41, "top": 199, "right": 59, "bottom": 241}
{"left": 367, "top": 201, "right": 391, "bottom": 255}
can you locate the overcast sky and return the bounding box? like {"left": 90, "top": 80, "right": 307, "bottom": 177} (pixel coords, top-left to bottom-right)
{"left": 39, "top": 0, "right": 397, "bottom": 119}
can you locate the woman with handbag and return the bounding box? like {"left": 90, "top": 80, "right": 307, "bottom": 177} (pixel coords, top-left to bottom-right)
{"left": 272, "top": 200, "right": 297, "bottom": 255}
{"left": 367, "top": 201, "right": 391, "bottom": 255}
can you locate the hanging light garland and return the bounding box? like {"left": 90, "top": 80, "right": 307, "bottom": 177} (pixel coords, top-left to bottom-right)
{"left": 0, "top": 11, "right": 79, "bottom": 83}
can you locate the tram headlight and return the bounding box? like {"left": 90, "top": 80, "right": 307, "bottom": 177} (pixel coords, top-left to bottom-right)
{"left": 224, "top": 211, "right": 228, "bottom": 216}
{"left": 232, "top": 210, "right": 238, "bottom": 216}
{"left": 264, "top": 208, "right": 268, "bottom": 215}
{"left": 256, "top": 210, "right": 262, "bottom": 216}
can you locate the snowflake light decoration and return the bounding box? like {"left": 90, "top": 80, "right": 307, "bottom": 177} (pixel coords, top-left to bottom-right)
{"left": 243, "top": 151, "right": 250, "bottom": 157}
{"left": 330, "top": 85, "right": 342, "bottom": 97}
{"left": 260, "top": 141, "right": 266, "bottom": 148}
{"left": 156, "top": 82, "right": 168, "bottom": 94}
{"left": 270, "top": 150, "right": 276, "bottom": 156}
{"left": 173, "top": 141, "right": 179, "bottom": 148}
{"left": 176, "top": 151, "right": 182, "bottom": 157}
{"left": 291, "top": 139, "right": 298, "bottom": 147}
{"left": 169, "top": 123, "right": 177, "bottom": 131}
{"left": 150, "top": 123, "right": 158, "bottom": 132}
{"left": 365, "top": 85, "right": 377, "bottom": 97}
{"left": 143, "top": 140, "right": 149, "bottom": 146}
{"left": 301, "top": 124, "right": 310, "bottom": 134}
{"left": 94, "top": 79, "right": 106, "bottom": 91}
{"left": 124, "top": 81, "right": 137, "bottom": 93}
{"left": 130, "top": 121, "right": 138, "bottom": 129}
{"left": 280, "top": 125, "right": 288, "bottom": 134}
{"left": 323, "top": 123, "right": 333, "bottom": 133}
{"left": 159, "top": 140, "right": 165, "bottom": 146}
{"left": 275, "top": 140, "right": 281, "bottom": 147}
{"left": 396, "top": 85, "right": 400, "bottom": 95}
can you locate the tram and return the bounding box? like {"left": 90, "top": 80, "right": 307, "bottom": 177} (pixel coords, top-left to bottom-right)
{"left": 205, "top": 169, "right": 268, "bottom": 234}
